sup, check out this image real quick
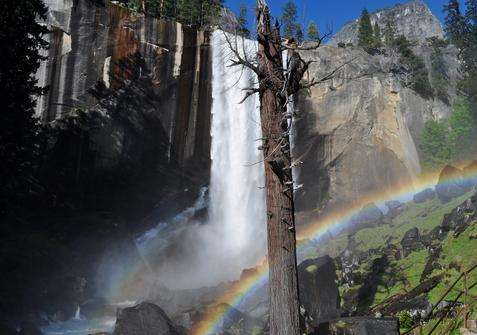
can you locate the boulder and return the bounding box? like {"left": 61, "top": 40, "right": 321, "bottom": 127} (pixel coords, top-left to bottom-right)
{"left": 321, "top": 317, "right": 399, "bottom": 335}
{"left": 385, "top": 200, "right": 404, "bottom": 218}
{"left": 298, "top": 256, "right": 341, "bottom": 326}
{"left": 113, "top": 302, "right": 183, "bottom": 335}
{"left": 413, "top": 188, "right": 435, "bottom": 203}
{"left": 435, "top": 165, "right": 470, "bottom": 202}
{"left": 347, "top": 204, "right": 385, "bottom": 234}
{"left": 463, "top": 160, "right": 477, "bottom": 188}
{"left": 0, "top": 324, "right": 17, "bottom": 335}
{"left": 19, "top": 321, "right": 42, "bottom": 335}
{"left": 400, "top": 227, "right": 424, "bottom": 257}
{"left": 440, "top": 192, "right": 477, "bottom": 237}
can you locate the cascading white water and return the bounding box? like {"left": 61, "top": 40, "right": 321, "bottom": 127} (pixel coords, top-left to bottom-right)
{"left": 207, "top": 31, "right": 266, "bottom": 271}
{"left": 74, "top": 305, "right": 81, "bottom": 320}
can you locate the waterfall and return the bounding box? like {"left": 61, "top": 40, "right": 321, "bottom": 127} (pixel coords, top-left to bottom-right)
{"left": 73, "top": 305, "right": 81, "bottom": 320}
{"left": 96, "top": 32, "right": 266, "bottom": 291}
{"left": 207, "top": 31, "right": 266, "bottom": 273}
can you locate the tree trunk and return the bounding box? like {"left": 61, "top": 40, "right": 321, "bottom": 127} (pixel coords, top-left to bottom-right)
{"left": 256, "top": 1, "right": 301, "bottom": 334}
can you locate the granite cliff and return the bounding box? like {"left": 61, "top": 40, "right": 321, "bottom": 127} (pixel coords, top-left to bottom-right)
{"left": 293, "top": 1, "right": 459, "bottom": 220}
{"left": 330, "top": 0, "right": 444, "bottom": 46}
{"left": 7, "top": 0, "right": 464, "bottom": 330}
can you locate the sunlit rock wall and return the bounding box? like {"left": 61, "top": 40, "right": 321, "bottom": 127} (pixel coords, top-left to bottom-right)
{"left": 293, "top": 44, "right": 455, "bottom": 220}
{"left": 330, "top": 0, "right": 444, "bottom": 46}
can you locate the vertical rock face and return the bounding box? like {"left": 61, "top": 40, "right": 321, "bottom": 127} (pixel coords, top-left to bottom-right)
{"left": 298, "top": 256, "right": 341, "bottom": 326}
{"left": 294, "top": 46, "right": 424, "bottom": 216}
{"left": 113, "top": 302, "right": 183, "bottom": 335}
{"left": 330, "top": 0, "right": 444, "bottom": 46}
{"left": 36, "top": 0, "right": 212, "bottom": 171}
{"left": 293, "top": 1, "right": 459, "bottom": 219}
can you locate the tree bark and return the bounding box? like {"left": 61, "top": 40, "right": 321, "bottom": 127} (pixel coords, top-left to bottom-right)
{"left": 256, "top": 1, "right": 301, "bottom": 334}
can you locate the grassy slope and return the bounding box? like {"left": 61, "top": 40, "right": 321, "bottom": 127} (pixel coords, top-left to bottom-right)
{"left": 311, "top": 191, "right": 477, "bottom": 313}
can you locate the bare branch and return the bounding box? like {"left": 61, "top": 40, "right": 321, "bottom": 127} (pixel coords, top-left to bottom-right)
{"left": 238, "top": 87, "right": 260, "bottom": 104}
{"left": 282, "top": 25, "right": 333, "bottom": 51}
{"left": 221, "top": 31, "right": 261, "bottom": 75}
{"left": 299, "top": 57, "right": 358, "bottom": 90}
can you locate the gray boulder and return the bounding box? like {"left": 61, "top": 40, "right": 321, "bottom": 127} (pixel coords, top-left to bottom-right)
{"left": 435, "top": 166, "right": 470, "bottom": 202}
{"left": 413, "top": 188, "right": 435, "bottom": 203}
{"left": 113, "top": 302, "right": 183, "bottom": 335}
{"left": 323, "top": 317, "right": 399, "bottom": 335}
{"left": 385, "top": 200, "right": 404, "bottom": 218}
{"left": 298, "top": 256, "right": 341, "bottom": 326}
{"left": 400, "top": 227, "right": 424, "bottom": 257}
{"left": 347, "top": 204, "right": 385, "bottom": 234}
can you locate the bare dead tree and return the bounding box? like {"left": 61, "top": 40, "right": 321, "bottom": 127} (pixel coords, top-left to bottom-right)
{"left": 223, "top": 1, "right": 354, "bottom": 334}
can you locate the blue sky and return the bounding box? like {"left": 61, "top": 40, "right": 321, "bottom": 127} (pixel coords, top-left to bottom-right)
{"left": 224, "top": 0, "right": 449, "bottom": 36}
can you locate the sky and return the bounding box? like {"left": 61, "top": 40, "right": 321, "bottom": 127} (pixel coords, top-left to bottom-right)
{"left": 224, "top": 0, "right": 449, "bottom": 36}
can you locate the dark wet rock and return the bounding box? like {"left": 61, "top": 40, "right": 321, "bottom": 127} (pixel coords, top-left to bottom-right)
{"left": 0, "top": 324, "right": 17, "bottom": 335}
{"left": 341, "top": 288, "right": 360, "bottom": 315}
{"left": 436, "top": 165, "right": 470, "bottom": 202}
{"left": 298, "top": 256, "right": 341, "bottom": 326}
{"left": 320, "top": 316, "right": 399, "bottom": 335}
{"left": 113, "top": 302, "right": 184, "bottom": 335}
{"left": 385, "top": 200, "right": 404, "bottom": 218}
{"left": 440, "top": 193, "right": 477, "bottom": 236}
{"left": 413, "top": 188, "right": 435, "bottom": 203}
{"left": 420, "top": 245, "right": 442, "bottom": 281}
{"left": 400, "top": 227, "right": 424, "bottom": 257}
{"left": 19, "top": 321, "right": 42, "bottom": 335}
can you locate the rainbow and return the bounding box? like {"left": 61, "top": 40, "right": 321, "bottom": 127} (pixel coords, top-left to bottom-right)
{"left": 190, "top": 164, "right": 477, "bottom": 335}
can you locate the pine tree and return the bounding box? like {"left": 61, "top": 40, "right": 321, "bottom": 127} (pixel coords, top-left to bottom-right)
{"left": 358, "top": 8, "right": 374, "bottom": 51}
{"left": 307, "top": 21, "right": 320, "bottom": 41}
{"left": 0, "top": 0, "right": 48, "bottom": 208}
{"left": 443, "top": 0, "right": 468, "bottom": 49}
{"left": 394, "top": 35, "right": 433, "bottom": 97}
{"left": 295, "top": 24, "right": 304, "bottom": 43}
{"left": 373, "top": 22, "right": 382, "bottom": 48}
{"left": 429, "top": 38, "right": 450, "bottom": 103}
{"left": 383, "top": 15, "right": 396, "bottom": 46}
{"left": 237, "top": 4, "right": 250, "bottom": 37}
{"left": 444, "top": 0, "right": 477, "bottom": 116}
{"left": 281, "top": 1, "right": 298, "bottom": 39}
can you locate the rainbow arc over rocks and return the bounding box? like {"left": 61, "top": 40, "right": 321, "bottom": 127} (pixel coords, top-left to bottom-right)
{"left": 190, "top": 165, "right": 477, "bottom": 335}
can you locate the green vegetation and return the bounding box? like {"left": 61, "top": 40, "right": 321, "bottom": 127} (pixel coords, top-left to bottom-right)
{"left": 419, "top": 119, "right": 451, "bottom": 170}
{"left": 373, "top": 22, "right": 382, "bottom": 48}
{"left": 429, "top": 37, "right": 450, "bottom": 103}
{"left": 383, "top": 15, "right": 396, "bottom": 46}
{"left": 357, "top": 8, "right": 383, "bottom": 52}
{"left": 0, "top": 0, "right": 48, "bottom": 215}
{"left": 358, "top": 8, "right": 374, "bottom": 51}
{"left": 237, "top": 4, "right": 250, "bottom": 38}
{"left": 393, "top": 35, "right": 434, "bottom": 98}
{"left": 281, "top": 1, "right": 302, "bottom": 42}
{"left": 307, "top": 21, "right": 320, "bottom": 42}
{"left": 124, "top": 0, "right": 224, "bottom": 28}
{"left": 444, "top": 0, "right": 477, "bottom": 117}
{"left": 420, "top": 97, "right": 476, "bottom": 170}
